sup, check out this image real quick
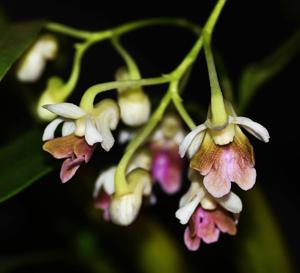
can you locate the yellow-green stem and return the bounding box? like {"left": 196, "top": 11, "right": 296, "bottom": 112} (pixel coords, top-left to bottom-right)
{"left": 115, "top": 0, "right": 227, "bottom": 195}
{"left": 111, "top": 37, "right": 141, "bottom": 80}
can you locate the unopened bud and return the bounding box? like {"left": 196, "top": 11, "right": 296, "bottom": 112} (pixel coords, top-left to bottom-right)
{"left": 16, "top": 35, "right": 58, "bottom": 82}
{"left": 36, "top": 77, "right": 65, "bottom": 121}
{"left": 115, "top": 67, "right": 150, "bottom": 126}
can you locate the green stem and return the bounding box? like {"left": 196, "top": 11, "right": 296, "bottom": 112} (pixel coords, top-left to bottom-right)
{"left": 111, "top": 37, "right": 141, "bottom": 79}
{"left": 115, "top": 90, "right": 173, "bottom": 195}
{"left": 46, "top": 22, "right": 93, "bottom": 39}
{"left": 202, "top": 0, "right": 227, "bottom": 127}
{"left": 79, "top": 76, "right": 172, "bottom": 112}
{"left": 60, "top": 41, "right": 93, "bottom": 99}
{"left": 115, "top": 0, "right": 226, "bottom": 195}
{"left": 46, "top": 18, "right": 201, "bottom": 40}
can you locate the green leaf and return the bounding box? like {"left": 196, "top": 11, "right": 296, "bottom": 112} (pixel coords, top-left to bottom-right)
{"left": 0, "top": 20, "right": 44, "bottom": 81}
{"left": 137, "top": 218, "right": 191, "bottom": 273}
{"left": 236, "top": 188, "right": 295, "bottom": 273}
{"left": 237, "top": 29, "right": 300, "bottom": 114}
{"left": 0, "top": 129, "right": 52, "bottom": 203}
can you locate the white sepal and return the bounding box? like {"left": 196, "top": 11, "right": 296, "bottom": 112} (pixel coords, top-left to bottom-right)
{"left": 217, "top": 191, "right": 243, "bottom": 214}
{"left": 43, "top": 103, "right": 86, "bottom": 119}
{"left": 62, "top": 121, "right": 76, "bottom": 136}
{"left": 179, "top": 123, "right": 207, "bottom": 158}
{"left": 42, "top": 118, "right": 64, "bottom": 141}
{"left": 85, "top": 118, "right": 103, "bottom": 146}
{"left": 231, "top": 116, "right": 270, "bottom": 143}
{"left": 93, "top": 166, "right": 116, "bottom": 197}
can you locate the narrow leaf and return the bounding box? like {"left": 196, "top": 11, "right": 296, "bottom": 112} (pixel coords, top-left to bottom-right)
{"left": 0, "top": 20, "right": 44, "bottom": 81}
{"left": 0, "top": 129, "right": 52, "bottom": 203}
{"left": 237, "top": 188, "right": 295, "bottom": 273}
{"left": 237, "top": 29, "right": 300, "bottom": 113}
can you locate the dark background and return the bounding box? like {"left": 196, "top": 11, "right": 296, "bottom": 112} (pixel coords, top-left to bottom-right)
{"left": 0, "top": 0, "right": 299, "bottom": 272}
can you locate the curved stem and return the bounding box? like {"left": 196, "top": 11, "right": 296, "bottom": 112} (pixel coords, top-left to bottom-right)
{"left": 60, "top": 41, "right": 93, "bottom": 99}
{"left": 115, "top": 0, "right": 226, "bottom": 195}
{"left": 111, "top": 37, "right": 141, "bottom": 79}
{"left": 46, "top": 22, "right": 93, "bottom": 39}
{"left": 79, "top": 76, "right": 173, "bottom": 112}
{"left": 46, "top": 18, "right": 201, "bottom": 40}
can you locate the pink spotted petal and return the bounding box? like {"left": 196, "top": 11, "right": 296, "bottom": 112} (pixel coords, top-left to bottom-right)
{"left": 193, "top": 208, "right": 220, "bottom": 244}
{"left": 184, "top": 227, "right": 201, "bottom": 251}
{"left": 60, "top": 157, "right": 85, "bottom": 183}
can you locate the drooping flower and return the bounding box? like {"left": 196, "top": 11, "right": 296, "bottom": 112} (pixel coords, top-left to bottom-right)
{"left": 43, "top": 134, "right": 95, "bottom": 182}
{"left": 16, "top": 35, "right": 58, "bottom": 82}
{"left": 179, "top": 101, "right": 269, "bottom": 198}
{"left": 42, "top": 99, "right": 120, "bottom": 151}
{"left": 184, "top": 207, "right": 237, "bottom": 251}
{"left": 175, "top": 170, "right": 240, "bottom": 251}
{"left": 149, "top": 113, "right": 185, "bottom": 194}
{"left": 175, "top": 170, "right": 242, "bottom": 225}
{"left": 93, "top": 149, "right": 152, "bottom": 222}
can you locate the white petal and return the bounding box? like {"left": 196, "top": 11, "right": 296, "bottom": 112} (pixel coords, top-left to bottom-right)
{"left": 93, "top": 166, "right": 116, "bottom": 197}
{"left": 217, "top": 191, "right": 243, "bottom": 213}
{"left": 62, "top": 121, "right": 76, "bottom": 136}
{"left": 42, "top": 118, "right": 64, "bottom": 141}
{"left": 179, "top": 123, "right": 207, "bottom": 158}
{"left": 43, "top": 103, "right": 86, "bottom": 119}
{"left": 179, "top": 181, "right": 205, "bottom": 207}
{"left": 95, "top": 115, "right": 115, "bottom": 152}
{"left": 187, "top": 132, "right": 205, "bottom": 158}
{"left": 175, "top": 191, "right": 203, "bottom": 225}
{"left": 232, "top": 116, "right": 270, "bottom": 143}
{"left": 85, "top": 118, "right": 103, "bottom": 146}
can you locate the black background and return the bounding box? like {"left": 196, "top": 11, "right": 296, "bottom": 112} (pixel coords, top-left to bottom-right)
{"left": 0, "top": 0, "right": 300, "bottom": 272}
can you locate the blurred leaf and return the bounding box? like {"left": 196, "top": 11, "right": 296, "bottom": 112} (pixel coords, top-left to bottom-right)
{"left": 237, "top": 29, "right": 300, "bottom": 113}
{"left": 137, "top": 219, "right": 191, "bottom": 273}
{"left": 0, "top": 129, "right": 52, "bottom": 203}
{"left": 0, "top": 20, "right": 44, "bottom": 81}
{"left": 0, "top": 5, "right": 8, "bottom": 26}
{"left": 237, "top": 188, "right": 295, "bottom": 273}
{"left": 74, "top": 230, "right": 120, "bottom": 273}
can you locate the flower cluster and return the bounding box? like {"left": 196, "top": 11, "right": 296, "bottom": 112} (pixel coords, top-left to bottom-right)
{"left": 37, "top": 5, "right": 270, "bottom": 251}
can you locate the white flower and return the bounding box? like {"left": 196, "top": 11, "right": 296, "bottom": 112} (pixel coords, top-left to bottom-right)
{"left": 42, "top": 99, "right": 119, "bottom": 151}
{"left": 16, "top": 35, "right": 58, "bottom": 82}
{"left": 179, "top": 102, "right": 270, "bottom": 158}
{"left": 175, "top": 170, "right": 242, "bottom": 225}
{"left": 109, "top": 169, "right": 152, "bottom": 226}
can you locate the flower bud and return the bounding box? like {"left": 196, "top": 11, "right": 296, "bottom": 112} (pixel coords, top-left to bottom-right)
{"left": 109, "top": 169, "right": 152, "bottom": 226}
{"left": 115, "top": 67, "right": 150, "bottom": 126}
{"left": 37, "top": 76, "right": 65, "bottom": 121}
{"left": 16, "top": 35, "right": 58, "bottom": 82}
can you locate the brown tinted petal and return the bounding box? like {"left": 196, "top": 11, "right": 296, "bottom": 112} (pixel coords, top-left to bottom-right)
{"left": 74, "top": 138, "right": 95, "bottom": 163}
{"left": 190, "top": 133, "right": 221, "bottom": 176}
{"left": 43, "top": 135, "right": 81, "bottom": 159}
{"left": 212, "top": 209, "right": 237, "bottom": 236}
